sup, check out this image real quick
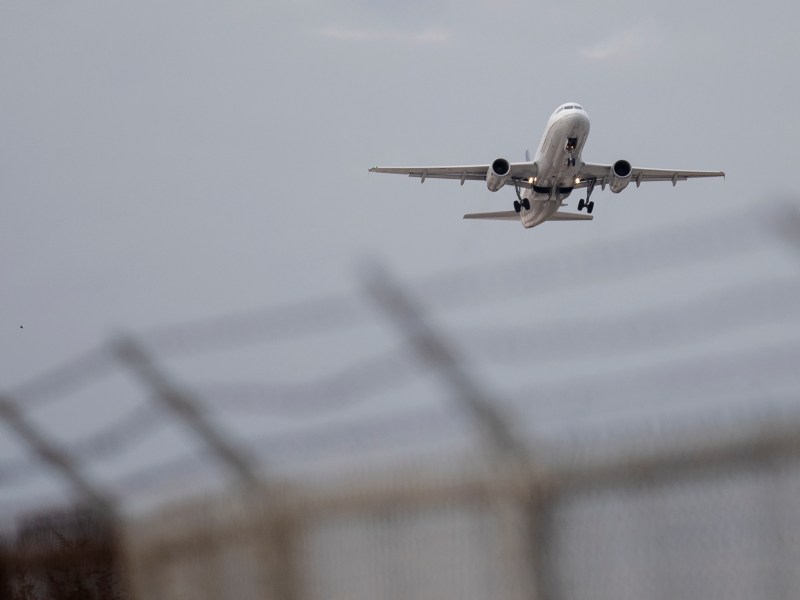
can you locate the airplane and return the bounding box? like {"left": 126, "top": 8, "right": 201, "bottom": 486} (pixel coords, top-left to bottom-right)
{"left": 369, "top": 103, "right": 724, "bottom": 229}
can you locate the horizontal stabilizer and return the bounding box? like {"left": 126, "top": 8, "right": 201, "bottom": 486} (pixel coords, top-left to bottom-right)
{"left": 463, "top": 211, "right": 520, "bottom": 221}
{"left": 547, "top": 211, "right": 593, "bottom": 221}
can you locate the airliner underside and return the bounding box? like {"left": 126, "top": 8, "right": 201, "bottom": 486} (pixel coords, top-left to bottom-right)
{"left": 369, "top": 103, "right": 724, "bottom": 229}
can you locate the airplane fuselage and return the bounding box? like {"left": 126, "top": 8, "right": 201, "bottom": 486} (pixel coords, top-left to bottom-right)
{"left": 521, "top": 103, "right": 590, "bottom": 228}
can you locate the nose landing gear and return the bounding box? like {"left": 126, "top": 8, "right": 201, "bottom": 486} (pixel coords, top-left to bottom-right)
{"left": 566, "top": 138, "right": 578, "bottom": 167}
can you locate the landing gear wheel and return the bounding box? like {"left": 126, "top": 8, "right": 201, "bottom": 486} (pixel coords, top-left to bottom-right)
{"left": 522, "top": 198, "right": 530, "bottom": 210}
{"left": 513, "top": 200, "right": 521, "bottom": 213}
{"left": 586, "top": 201, "right": 594, "bottom": 214}
{"left": 578, "top": 198, "right": 585, "bottom": 212}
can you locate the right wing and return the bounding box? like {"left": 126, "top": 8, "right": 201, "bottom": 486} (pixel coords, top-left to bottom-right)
{"left": 576, "top": 163, "right": 725, "bottom": 188}
{"left": 370, "top": 162, "right": 537, "bottom": 188}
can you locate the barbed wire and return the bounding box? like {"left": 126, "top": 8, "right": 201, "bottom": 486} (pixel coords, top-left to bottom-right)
{"left": 6, "top": 333, "right": 798, "bottom": 494}
{"left": 245, "top": 403, "right": 462, "bottom": 464}
{"left": 502, "top": 338, "right": 800, "bottom": 424}
{"left": 192, "top": 345, "right": 420, "bottom": 416}
{"left": 1, "top": 296, "right": 365, "bottom": 412}
{"left": 140, "top": 293, "right": 367, "bottom": 356}
{"left": 3, "top": 205, "right": 785, "bottom": 412}
{"left": 109, "top": 403, "right": 462, "bottom": 498}
{"left": 463, "top": 277, "right": 800, "bottom": 362}
{"left": 541, "top": 387, "right": 800, "bottom": 465}
{"left": 2, "top": 204, "right": 799, "bottom": 516}
{"left": 9, "top": 348, "right": 115, "bottom": 411}
{"left": 105, "top": 379, "right": 800, "bottom": 499}
{"left": 3, "top": 312, "right": 797, "bottom": 490}
{"left": 0, "top": 405, "right": 163, "bottom": 489}
{"left": 0, "top": 347, "right": 426, "bottom": 490}
{"left": 65, "top": 403, "right": 163, "bottom": 463}
{"left": 108, "top": 452, "right": 213, "bottom": 500}
{"left": 3, "top": 278, "right": 798, "bottom": 488}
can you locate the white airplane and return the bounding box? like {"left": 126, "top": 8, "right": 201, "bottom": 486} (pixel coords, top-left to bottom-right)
{"left": 369, "top": 103, "right": 724, "bottom": 229}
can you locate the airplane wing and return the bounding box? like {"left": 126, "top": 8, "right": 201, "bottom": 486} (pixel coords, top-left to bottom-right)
{"left": 576, "top": 163, "right": 725, "bottom": 189}
{"left": 370, "top": 162, "right": 538, "bottom": 188}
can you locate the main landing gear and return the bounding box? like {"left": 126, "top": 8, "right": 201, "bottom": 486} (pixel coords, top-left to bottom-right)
{"left": 513, "top": 198, "right": 530, "bottom": 213}
{"left": 577, "top": 177, "right": 596, "bottom": 214}
{"left": 513, "top": 184, "right": 530, "bottom": 213}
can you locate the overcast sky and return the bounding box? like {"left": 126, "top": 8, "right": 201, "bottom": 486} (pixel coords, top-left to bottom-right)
{"left": 1, "top": 0, "right": 800, "bottom": 514}
{"left": 2, "top": 0, "right": 797, "bottom": 382}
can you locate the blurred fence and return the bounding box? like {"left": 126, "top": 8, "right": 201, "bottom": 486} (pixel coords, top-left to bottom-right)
{"left": 2, "top": 204, "right": 800, "bottom": 599}
{"left": 122, "top": 397, "right": 800, "bottom": 600}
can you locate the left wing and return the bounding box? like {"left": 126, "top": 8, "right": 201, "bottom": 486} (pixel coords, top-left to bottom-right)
{"left": 576, "top": 163, "right": 725, "bottom": 189}
{"left": 370, "top": 162, "right": 537, "bottom": 188}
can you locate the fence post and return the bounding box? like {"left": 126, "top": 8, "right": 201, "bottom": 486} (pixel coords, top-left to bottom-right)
{"left": 114, "top": 338, "right": 259, "bottom": 488}
{"left": 362, "top": 265, "right": 529, "bottom": 465}
{"left": 0, "top": 395, "right": 112, "bottom": 513}
{"left": 362, "top": 264, "right": 551, "bottom": 600}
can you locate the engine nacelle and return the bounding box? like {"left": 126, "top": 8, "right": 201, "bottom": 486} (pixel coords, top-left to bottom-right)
{"left": 609, "top": 159, "right": 632, "bottom": 193}
{"left": 486, "top": 158, "right": 511, "bottom": 192}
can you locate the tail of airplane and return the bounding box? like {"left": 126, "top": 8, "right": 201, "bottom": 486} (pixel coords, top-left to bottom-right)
{"left": 463, "top": 210, "right": 593, "bottom": 222}
{"left": 463, "top": 211, "right": 520, "bottom": 221}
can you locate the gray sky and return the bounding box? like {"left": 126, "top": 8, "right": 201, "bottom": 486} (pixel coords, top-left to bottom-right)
{"left": 1, "top": 0, "right": 800, "bottom": 515}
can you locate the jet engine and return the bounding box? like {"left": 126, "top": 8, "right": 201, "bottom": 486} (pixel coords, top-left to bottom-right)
{"left": 609, "top": 159, "right": 632, "bottom": 193}
{"left": 486, "top": 158, "right": 511, "bottom": 192}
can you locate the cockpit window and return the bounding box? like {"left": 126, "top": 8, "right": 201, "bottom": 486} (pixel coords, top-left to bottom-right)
{"left": 557, "top": 104, "right": 583, "bottom": 114}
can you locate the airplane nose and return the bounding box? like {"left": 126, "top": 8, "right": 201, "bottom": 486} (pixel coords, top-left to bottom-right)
{"left": 561, "top": 111, "right": 588, "bottom": 126}
{"left": 572, "top": 111, "right": 590, "bottom": 128}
